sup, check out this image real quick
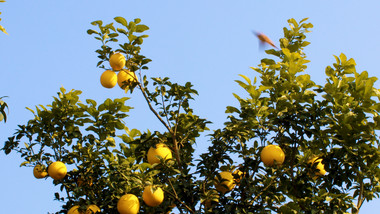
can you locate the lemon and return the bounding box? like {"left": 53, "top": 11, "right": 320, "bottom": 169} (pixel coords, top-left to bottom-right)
{"left": 100, "top": 70, "right": 117, "bottom": 88}
{"left": 143, "top": 185, "right": 164, "bottom": 207}
{"left": 48, "top": 161, "right": 67, "bottom": 180}
{"left": 117, "top": 194, "right": 140, "bottom": 214}
{"left": 68, "top": 205, "right": 80, "bottom": 214}
{"left": 147, "top": 143, "right": 172, "bottom": 165}
{"left": 117, "top": 70, "right": 137, "bottom": 89}
{"left": 67, "top": 205, "right": 100, "bottom": 214}
{"left": 214, "top": 171, "right": 235, "bottom": 194}
{"left": 109, "top": 52, "right": 126, "bottom": 70}
{"left": 260, "top": 145, "right": 285, "bottom": 166}
{"left": 33, "top": 164, "right": 48, "bottom": 179}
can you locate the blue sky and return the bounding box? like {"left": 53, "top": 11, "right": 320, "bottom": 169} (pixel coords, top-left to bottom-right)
{"left": 1, "top": 1, "right": 380, "bottom": 213}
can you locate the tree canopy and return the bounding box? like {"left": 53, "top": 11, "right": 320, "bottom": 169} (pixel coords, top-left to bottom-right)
{"left": 3, "top": 17, "right": 380, "bottom": 214}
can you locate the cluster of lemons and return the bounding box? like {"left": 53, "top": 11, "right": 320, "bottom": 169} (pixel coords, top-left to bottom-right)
{"left": 210, "top": 145, "right": 326, "bottom": 207}
{"left": 32, "top": 143, "right": 173, "bottom": 214}
{"left": 100, "top": 53, "right": 137, "bottom": 89}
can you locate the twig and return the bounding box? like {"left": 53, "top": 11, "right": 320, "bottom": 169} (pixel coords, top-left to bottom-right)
{"left": 137, "top": 82, "right": 172, "bottom": 133}
{"left": 163, "top": 188, "right": 194, "bottom": 213}
{"left": 250, "top": 176, "right": 276, "bottom": 204}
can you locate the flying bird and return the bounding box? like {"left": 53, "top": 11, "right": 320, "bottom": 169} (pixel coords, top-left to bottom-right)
{"left": 253, "top": 31, "right": 279, "bottom": 49}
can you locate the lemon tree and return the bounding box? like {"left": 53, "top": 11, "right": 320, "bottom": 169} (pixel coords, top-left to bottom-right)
{"left": 3, "top": 17, "right": 380, "bottom": 214}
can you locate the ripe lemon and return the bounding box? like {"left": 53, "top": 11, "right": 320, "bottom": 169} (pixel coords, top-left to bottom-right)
{"left": 260, "top": 145, "right": 285, "bottom": 166}
{"left": 147, "top": 143, "right": 172, "bottom": 165}
{"left": 33, "top": 164, "right": 48, "bottom": 179}
{"left": 109, "top": 52, "right": 126, "bottom": 70}
{"left": 117, "top": 70, "right": 137, "bottom": 89}
{"left": 308, "top": 157, "right": 326, "bottom": 178}
{"left": 68, "top": 205, "right": 80, "bottom": 214}
{"left": 67, "top": 205, "right": 100, "bottom": 214}
{"left": 48, "top": 161, "right": 67, "bottom": 180}
{"left": 100, "top": 70, "right": 117, "bottom": 89}
{"left": 117, "top": 194, "right": 140, "bottom": 214}
{"left": 214, "top": 171, "right": 235, "bottom": 194}
{"left": 143, "top": 185, "right": 164, "bottom": 207}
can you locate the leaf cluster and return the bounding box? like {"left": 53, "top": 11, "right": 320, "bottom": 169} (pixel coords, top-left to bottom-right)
{"left": 0, "top": 96, "right": 8, "bottom": 122}
{"left": 87, "top": 17, "right": 151, "bottom": 71}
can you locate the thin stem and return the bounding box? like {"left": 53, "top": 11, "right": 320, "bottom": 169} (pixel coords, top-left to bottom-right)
{"left": 163, "top": 188, "right": 194, "bottom": 213}
{"left": 160, "top": 90, "right": 172, "bottom": 129}
{"left": 250, "top": 176, "right": 276, "bottom": 205}
{"left": 137, "top": 80, "right": 183, "bottom": 168}
{"left": 137, "top": 82, "right": 172, "bottom": 133}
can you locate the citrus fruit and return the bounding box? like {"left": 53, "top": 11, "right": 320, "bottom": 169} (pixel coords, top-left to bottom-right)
{"left": 147, "top": 143, "right": 172, "bottom": 165}
{"left": 33, "top": 164, "right": 48, "bottom": 179}
{"left": 117, "top": 194, "right": 140, "bottom": 214}
{"left": 214, "top": 171, "right": 235, "bottom": 194}
{"left": 109, "top": 52, "right": 126, "bottom": 70}
{"left": 100, "top": 70, "right": 117, "bottom": 88}
{"left": 67, "top": 205, "right": 80, "bottom": 214}
{"left": 48, "top": 161, "right": 67, "bottom": 180}
{"left": 308, "top": 157, "right": 326, "bottom": 178}
{"left": 117, "top": 70, "right": 137, "bottom": 89}
{"left": 67, "top": 205, "right": 100, "bottom": 214}
{"left": 260, "top": 145, "right": 285, "bottom": 166}
{"left": 143, "top": 185, "right": 164, "bottom": 207}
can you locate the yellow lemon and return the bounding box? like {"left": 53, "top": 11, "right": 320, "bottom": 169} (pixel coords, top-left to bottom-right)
{"left": 117, "top": 70, "right": 137, "bottom": 89}
{"left": 117, "top": 194, "right": 140, "bottom": 214}
{"left": 67, "top": 205, "right": 100, "bottom": 214}
{"left": 214, "top": 171, "right": 235, "bottom": 194}
{"left": 143, "top": 185, "right": 164, "bottom": 207}
{"left": 100, "top": 70, "right": 117, "bottom": 88}
{"left": 260, "top": 145, "right": 285, "bottom": 166}
{"left": 68, "top": 205, "right": 80, "bottom": 214}
{"left": 109, "top": 52, "right": 126, "bottom": 70}
{"left": 147, "top": 143, "right": 172, "bottom": 165}
{"left": 308, "top": 157, "right": 327, "bottom": 178}
{"left": 33, "top": 164, "right": 48, "bottom": 179}
{"left": 48, "top": 161, "right": 67, "bottom": 180}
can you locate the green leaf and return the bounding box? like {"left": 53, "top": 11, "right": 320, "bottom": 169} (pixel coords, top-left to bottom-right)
{"left": 114, "top": 16, "right": 128, "bottom": 27}
{"left": 135, "top": 24, "right": 149, "bottom": 33}
{"left": 87, "top": 29, "right": 98, "bottom": 35}
{"left": 91, "top": 20, "right": 103, "bottom": 26}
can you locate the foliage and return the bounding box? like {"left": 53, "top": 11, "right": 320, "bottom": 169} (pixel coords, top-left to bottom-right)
{"left": 3, "top": 17, "right": 380, "bottom": 214}
{"left": 0, "top": 96, "right": 8, "bottom": 122}
{"left": 0, "top": 0, "right": 8, "bottom": 35}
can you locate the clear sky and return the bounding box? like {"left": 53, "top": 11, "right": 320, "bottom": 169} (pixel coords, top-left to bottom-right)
{"left": 1, "top": 0, "right": 380, "bottom": 213}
